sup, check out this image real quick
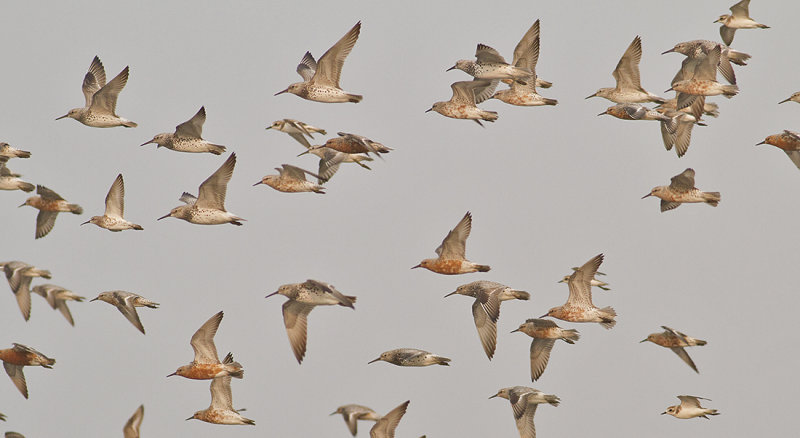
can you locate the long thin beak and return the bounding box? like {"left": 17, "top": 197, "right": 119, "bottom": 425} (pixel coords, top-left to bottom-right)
{"left": 641, "top": 193, "right": 652, "bottom": 199}
{"left": 167, "top": 371, "right": 177, "bottom": 377}
{"left": 639, "top": 339, "right": 649, "bottom": 343}
{"left": 80, "top": 220, "right": 91, "bottom": 226}
{"left": 157, "top": 213, "right": 171, "bottom": 221}
{"left": 18, "top": 202, "right": 26, "bottom": 208}
{"left": 660, "top": 412, "right": 667, "bottom": 415}
{"left": 265, "top": 291, "right": 279, "bottom": 299}
{"left": 755, "top": 141, "right": 766, "bottom": 146}
{"left": 661, "top": 48, "right": 675, "bottom": 55}
{"left": 510, "top": 328, "right": 520, "bottom": 333}
{"left": 186, "top": 416, "right": 195, "bottom": 421}
{"left": 55, "top": 114, "right": 68, "bottom": 120}
{"left": 329, "top": 412, "right": 337, "bottom": 416}
{"left": 539, "top": 313, "right": 549, "bottom": 318}
{"left": 253, "top": 181, "right": 263, "bottom": 186}
{"left": 664, "top": 88, "right": 674, "bottom": 93}
{"left": 779, "top": 98, "right": 791, "bottom": 104}
{"left": 265, "top": 126, "right": 272, "bottom": 130}
{"left": 411, "top": 264, "right": 422, "bottom": 269}
{"left": 488, "top": 394, "right": 498, "bottom": 399}
{"left": 274, "top": 88, "right": 289, "bottom": 96}
{"left": 140, "top": 140, "right": 153, "bottom": 146}
{"left": 585, "top": 93, "right": 596, "bottom": 99}
{"left": 90, "top": 297, "right": 99, "bottom": 302}
{"left": 424, "top": 108, "right": 433, "bottom": 113}
{"left": 443, "top": 291, "right": 458, "bottom": 298}
{"left": 367, "top": 358, "right": 381, "bottom": 364}
{"left": 446, "top": 66, "right": 456, "bottom": 72}
{"left": 297, "top": 150, "right": 310, "bottom": 157}
{"left": 597, "top": 112, "right": 607, "bottom": 116}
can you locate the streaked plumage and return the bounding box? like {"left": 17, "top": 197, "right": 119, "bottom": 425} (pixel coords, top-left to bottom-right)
{"left": 641, "top": 326, "right": 707, "bottom": 373}
{"left": 187, "top": 376, "right": 254, "bottom": 425}
{"left": 643, "top": 168, "right": 720, "bottom": 212}
{"left": 56, "top": 56, "right": 136, "bottom": 128}
{"left": 20, "top": 185, "right": 84, "bottom": 239}
{"left": 412, "top": 211, "right": 490, "bottom": 275}
{"left": 587, "top": 36, "right": 664, "bottom": 104}
{"left": 427, "top": 80, "right": 498, "bottom": 126}
{"left": 141, "top": 107, "right": 225, "bottom": 155}
{"left": 543, "top": 254, "right": 616, "bottom": 329}
{"left": 512, "top": 319, "right": 579, "bottom": 381}
{"left": 82, "top": 174, "right": 143, "bottom": 231}
{"left": 90, "top": 291, "right": 159, "bottom": 334}
{"left": 31, "top": 284, "right": 84, "bottom": 326}
{"left": 253, "top": 164, "right": 325, "bottom": 194}
{"left": 490, "top": 386, "right": 560, "bottom": 438}
{"left": 368, "top": 348, "right": 451, "bottom": 367}
{"left": 714, "top": 0, "right": 769, "bottom": 46}
{"left": 168, "top": 311, "right": 244, "bottom": 380}
{"left": 266, "top": 119, "right": 327, "bottom": 149}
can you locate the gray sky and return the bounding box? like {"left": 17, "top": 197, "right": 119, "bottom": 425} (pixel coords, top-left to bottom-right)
{"left": 1, "top": 0, "right": 797, "bottom": 436}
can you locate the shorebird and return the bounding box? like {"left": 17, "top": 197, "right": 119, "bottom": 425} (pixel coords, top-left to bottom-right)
{"left": 448, "top": 43, "right": 533, "bottom": 85}
{"left": 543, "top": 254, "right": 616, "bottom": 329}
{"left": 168, "top": 311, "right": 244, "bottom": 380}
{"left": 276, "top": 21, "right": 362, "bottom": 103}
{"left": 657, "top": 98, "right": 719, "bottom": 118}
{"left": 654, "top": 107, "right": 704, "bottom": 158}
{"left": 0, "top": 143, "right": 31, "bottom": 159}
{"left": 444, "top": 281, "right": 530, "bottom": 359}
{"left": 31, "top": 284, "right": 84, "bottom": 326}
{"left": 0, "top": 343, "right": 55, "bottom": 399}
{"left": 641, "top": 326, "right": 707, "bottom": 373}
{"left": 668, "top": 46, "right": 738, "bottom": 113}
{"left": 0, "top": 159, "right": 34, "bottom": 192}
{"left": 662, "top": 395, "right": 719, "bottom": 419}
{"left": 757, "top": 130, "right": 800, "bottom": 170}
{"left": 20, "top": 185, "right": 83, "bottom": 239}
{"left": 587, "top": 36, "right": 665, "bottom": 104}
{"left": 492, "top": 20, "right": 557, "bottom": 107}
{"left": 56, "top": 56, "right": 136, "bottom": 128}
{"left": 253, "top": 164, "right": 325, "bottom": 194}
{"left": 368, "top": 348, "right": 450, "bottom": 367}
{"left": 426, "top": 80, "right": 498, "bottom": 126}
{"left": 412, "top": 211, "right": 490, "bottom": 275}
{"left": 303, "top": 132, "right": 391, "bottom": 158}
{"left": 187, "top": 376, "right": 254, "bottom": 425}
{"left": 266, "top": 279, "right": 356, "bottom": 364}
{"left": 300, "top": 146, "right": 373, "bottom": 183}
{"left": 141, "top": 107, "right": 226, "bottom": 155}
{"left": 90, "top": 291, "right": 159, "bottom": 334}
{"left": 123, "top": 405, "right": 144, "bottom": 438}
{"left": 715, "top": 0, "right": 769, "bottom": 46}
{"left": 643, "top": 168, "right": 720, "bottom": 212}
{"left": 369, "top": 401, "right": 409, "bottom": 438}
{"left": 331, "top": 404, "right": 382, "bottom": 436}
{"left": 158, "top": 153, "right": 244, "bottom": 226}
{"left": 266, "top": 119, "right": 327, "bottom": 149}
{"left": 82, "top": 174, "right": 143, "bottom": 231}
{"left": 558, "top": 268, "right": 610, "bottom": 291}
{"left": 490, "top": 386, "right": 560, "bottom": 438}
{"left": 598, "top": 104, "right": 677, "bottom": 138}
{"left": 662, "top": 40, "right": 750, "bottom": 85}
{"left": 511, "top": 318, "right": 579, "bottom": 381}
{"left": 2, "top": 261, "right": 51, "bottom": 321}
{"left": 779, "top": 92, "right": 800, "bottom": 104}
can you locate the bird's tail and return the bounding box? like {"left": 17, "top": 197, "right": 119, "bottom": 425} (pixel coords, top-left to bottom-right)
{"left": 475, "top": 264, "right": 491, "bottom": 272}
{"left": 209, "top": 144, "right": 227, "bottom": 155}
{"left": 223, "top": 352, "right": 245, "bottom": 379}
{"left": 511, "top": 290, "right": 530, "bottom": 300}
{"left": 543, "top": 394, "right": 560, "bottom": 406}
{"left": 482, "top": 112, "right": 499, "bottom": 122}
{"left": 702, "top": 409, "right": 720, "bottom": 418}
{"left": 69, "top": 204, "right": 83, "bottom": 215}
{"left": 537, "top": 79, "right": 553, "bottom": 89}
{"left": 727, "top": 50, "right": 751, "bottom": 66}
{"left": 543, "top": 98, "right": 558, "bottom": 106}
{"left": 561, "top": 329, "right": 580, "bottom": 344}
{"left": 132, "top": 223, "right": 144, "bottom": 231}
{"left": 348, "top": 94, "right": 363, "bottom": 103}
{"left": 312, "top": 186, "right": 326, "bottom": 194}
{"left": 122, "top": 120, "right": 138, "bottom": 128}
{"left": 703, "top": 192, "right": 721, "bottom": 207}
{"left": 434, "top": 355, "right": 451, "bottom": 366}
{"left": 722, "top": 85, "right": 739, "bottom": 98}
{"left": 18, "top": 182, "right": 35, "bottom": 192}
{"left": 599, "top": 306, "right": 617, "bottom": 330}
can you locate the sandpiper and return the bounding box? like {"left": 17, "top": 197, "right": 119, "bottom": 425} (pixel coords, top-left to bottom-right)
{"left": 587, "top": 36, "right": 665, "bottom": 104}
{"left": 253, "top": 164, "right": 325, "bottom": 194}
{"left": 31, "top": 284, "right": 84, "bottom": 326}
{"left": 757, "top": 130, "right": 800, "bottom": 170}
{"left": 0, "top": 343, "right": 55, "bottom": 399}
{"left": 56, "top": 56, "right": 136, "bottom": 128}
{"left": 331, "top": 404, "right": 381, "bottom": 436}
{"left": 543, "top": 254, "right": 616, "bottom": 329}
{"left": 654, "top": 108, "right": 703, "bottom": 158}
{"left": 82, "top": 174, "right": 143, "bottom": 232}
{"left": 0, "top": 143, "right": 31, "bottom": 159}
{"left": 492, "top": 20, "right": 558, "bottom": 107}
{"left": 412, "top": 211, "right": 491, "bottom": 275}
{"left": 266, "top": 279, "right": 356, "bottom": 364}
{"left": 668, "top": 46, "right": 738, "bottom": 106}
{"left": 300, "top": 146, "right": 373, "bottom": 184}
{"left": 715, "top": 0, "right": 769, "bottom": 46}
{"left": 158, "top": 153, "right": 244, "bottom": 226}
{"left": 276, "top": 21, "right": 362, "bottom": 103}
{"left": 490, "top": 386, "right": 559, "bottom": 438}
{"left": 662, "top": 395, "right": 719, "bottom": 419}
{"left": 369, "top": 401, "right": 409, "bottom": 438}
{"left": 662, "top": 40, "right": 750, "bottom": 85}
{"left": 187, "top": 376, "right": 254, "bottom": 425}
{"left": 558, "top": 268, "right": 610, "bottom": 291}
{"left": 427, "top": 80, "right": 498, "bottom": 126}
{"left": 445, "top": 281, "right": 530, "bottom": 359}
{"left": 643, "top": 168, "right": 720, "bottom": 212}
{"left": 90, "top": 291, "right": 159, "bottom": 335}
{"left": 779, "top": 92, "right": 800, "bottom": 104}
{"left": 2, "top": 261, "right": 52, "bottom": 321}
{"left": 0, "top": 159, "right": 34, "bottom": 192}
{"left": 598, "top": 104, "right": 676, "bottom": 138}
{"left": 641, "top": 326, "right": 707, "bottom": 373}
{"left": 511, "top": 318, "right": 579, "bottom": 381}
{"left": 448, "top": 43, "right": 533, "bottom": 85}
{"left": 657, "top": 98, "right": 719, "bottom": 118}
{"left": 141, "top": 107, "right": 226, "bottom": 155}
{"left": 266, "top": 119, "right": 327, "bottom": 149}
{"left": 306, "top": 132, "right": 392, "bottom": 157}
{"left": 20, "top": 185, "right": 83, "bottom": 239}
{"left": 368, "top": 348, "right": 450, "bottom": 367}
{"left": 123, "top": 405, "right": 144, "bottom": 438}
{"left": 168, "top": 311, "right": 244, "bottom": 380}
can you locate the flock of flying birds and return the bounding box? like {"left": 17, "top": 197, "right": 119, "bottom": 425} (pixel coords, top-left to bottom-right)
{"left": 0, "top": 0, "right": 792, "bottom": 436}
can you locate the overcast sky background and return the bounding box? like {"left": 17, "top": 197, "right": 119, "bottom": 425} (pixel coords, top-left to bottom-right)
{"left": 1, "top": 0, "right": 798, "bottom": 436}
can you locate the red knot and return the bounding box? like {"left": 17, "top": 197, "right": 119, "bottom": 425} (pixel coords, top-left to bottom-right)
{"left": 448, "top": 43, "right": 532, "bottom": 85}
{"left": 266, "top": 279, "right": 356, "bottom": 364}
{"left": 369, "top": 401, "right": 409, "bottom": 438}
{"left": 662, "top": 40, "right": 749, "bottom": 85}
{"left": 300, "top": 146, "right": 373, "bottom": 184}
{"left": 779, "top": 92, "right": 800, "bottom": 104}
{"left": 0, "top": 343, "right": 55, "bottom": 399}
{"left": 2, "top": 261, "right": 52, "bottom": 321}
{"left": 643, "top": 168, "right": 720, "bottom": 212}
{"left": 304, "top": 132, "right": 391, "bottom": 157}
{"left": 330, "top": 404, "right": 381, "bottom": 436}
{"left": 266, "top": 119, "right": 327, "bottom": 149}
{"left": 186, "top": 376, "right": 255, "bottom": 425}
{"left": 445, "top": 281, "right": 530, "bottom": 359}
{"left": 276, "top": 21, "right": 362, "bottom": 103}
{"left": 368, "top": 348, "right": 450, "bottom": 367}
{"left": 511, "top": 318, "right": 579, "bottom": 381}
{"left": 123, "top": 404, "right": 144, "bottom": 438}
{"left": 82, "top": 174, "right": 143, "bottom": 232}
{"left": 662, "top": 396, "right": 719, "bottom": 419}
{"left": 542, "top": 254, "right": 617, "bottom": 329}
{"left": 489, "top": 386, "right": 559, "bottom": 438}
{"left": 0, "top": 143, "right": 31, "bottom": 159}
{"left": 587, "top": 36, "right": 665, "bottom": 104}
{"left": 31, "top": 284, "right": 84, "bottom": 326}
{"left": 641, "top": 326, "right": 707, "bottom": 373}
{"left": 558, "top": 267, "right": 610, "bottom": 291}
{"left": 715, "top": 0, "right": 769, "bottom": 46}
{"left": 20, "top": 185, "right": 83, "bottom": 239}
{"left": 56, "top": 56, "right": 136, "bottom": 128}
{"left": 412, "top": 211, "right": 491, "bottom": 275}
{"left": 90, "top": 291, "right": 159, "bottom": 335}
{"left": 158, "top": 153, "right": 244, "bottom": 226}
{"left": 168, "top": 311, "right": 244, "bottom": 380}
{"left": 654, "top": 107, "right": 703, "bottom": 158}
{"left": 667, "top": 46, "right": 738, "bottom": 108}
{"left": 492, "top": 20, "right": 557, "bottom": 107}
{"left": 253, "top": 164, "right": 326, "bottom": 194}
{"left": 757, "top": 130, "right": 800, "bottom": 170}
{"left": 426, "top": 80, "right": 498, "bottom": 126}
{"left": 0, "top": 159, "right": 34, "bottom": 193}
{"left": 141, "top": 107, "right": 226, "bottom": 155}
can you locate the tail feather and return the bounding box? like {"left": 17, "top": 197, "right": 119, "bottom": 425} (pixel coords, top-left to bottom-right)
{"left": 727, "top": 50, "right": 751, "bottom": 66}
{"left": 122, "top": 120, "right": 138, "bottom": 128}
{"left": 561, "top": 329, "right": 580, "bottom": 344}
{"left": 476, "top": 264, "right": 491, "bottom": 272}
{"left": 209, "top": 144, "right": 227, "bottom": 155}
{"left": 132, "top": 224, "right": 144, "bottom": 230}
{"left": 348, "top": 94, "right": 363, "bottom": 103}
{"left": 694, "top": 339, "right": 708, "bottom": 346}
{"left": 703, "top": 192, "right": 721, "bottom": 207}
{"left": 344, "top": 295, "right": 357, "bottom": 305}
{"left": 599, "top": 306, "right": 617, "bottom": 330}
{"left": 511, "top": 290, "right": 530, "bottom": 300}
{"left": 543, "top": 98, "right": 558, "bottom": 106}
{"left": 435, "top": 356, "right": 451, "bottom": 366}
{"left": 69, "top": 204, "right": 83, "bottom": 214}
{"left": 536, "top": 79, "right": 553, "bottom": 89}
{"left": 544, "top": 394, "right": 560, "bottom": 406}
{"left": 19, "top": 182, "right": 35, "bottom": 192}
{"left": 722, "top": 85, "right": 739, "bottom": 98}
